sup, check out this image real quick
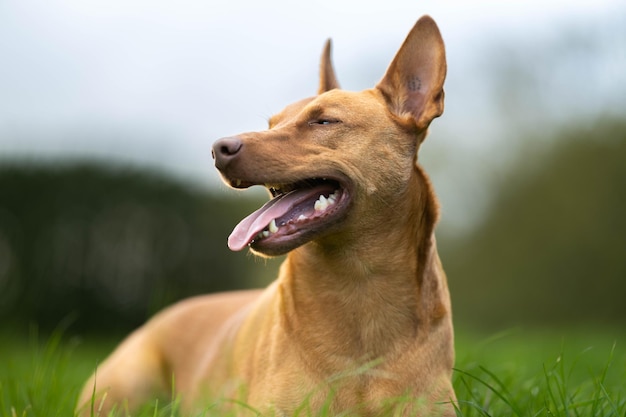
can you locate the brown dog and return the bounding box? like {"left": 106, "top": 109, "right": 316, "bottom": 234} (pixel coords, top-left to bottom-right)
{"left": 77, "top": 15, "right": 455, "bottom": 417}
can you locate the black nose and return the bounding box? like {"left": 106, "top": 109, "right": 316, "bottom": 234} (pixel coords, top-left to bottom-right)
{"left": 212, "top": 136, "right": 242, "bottom": 167}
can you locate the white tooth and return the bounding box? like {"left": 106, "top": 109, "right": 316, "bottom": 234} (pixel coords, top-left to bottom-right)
{"left": 314, "top": 195, "right": 329, "bottom": 212}
{"left": 297, "top": 214, "right": 307, "bottom": 221}
{"left": 327, "top": 194, "right": 336, "bottom": 204}
{"left": 269, "top": 219, "right": 278, "bottom": 233}
{"left": 262, "top": 230, "right": 270, "bottom": 238}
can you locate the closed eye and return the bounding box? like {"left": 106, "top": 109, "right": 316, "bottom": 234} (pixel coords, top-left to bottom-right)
{"left": 308, "top": 118, "right": 341, "bottom": 126}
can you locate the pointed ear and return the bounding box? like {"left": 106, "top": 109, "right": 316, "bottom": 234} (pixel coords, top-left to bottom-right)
{"left": 376, "top": 15, "right": 446, "bottom": 131}
{"left": 318, "top": 39, "right": 340, "bottom": 94}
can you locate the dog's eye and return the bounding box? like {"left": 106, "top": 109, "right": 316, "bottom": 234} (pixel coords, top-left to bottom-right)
{"left": 309, "top": 119, "right": 340, "bottom": 126}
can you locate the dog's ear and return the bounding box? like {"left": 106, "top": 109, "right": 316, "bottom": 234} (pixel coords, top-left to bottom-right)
{"left": 376, "top": 15, "right": 446, "bottom": 131}
{"left": 318, "top": 39, "right": 340, "bottom": 94}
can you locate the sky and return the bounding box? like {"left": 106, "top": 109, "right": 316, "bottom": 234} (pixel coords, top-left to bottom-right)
{"left": 1, "top": 0, "right": 624, "bottom": 232}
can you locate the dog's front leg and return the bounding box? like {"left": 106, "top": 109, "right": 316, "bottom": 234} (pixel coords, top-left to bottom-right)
{"left": 76, "top": 328, "right": 168, "bottom": 416}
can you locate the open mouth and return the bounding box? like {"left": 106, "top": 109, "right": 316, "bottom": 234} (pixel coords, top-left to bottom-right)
{"left": 228, "top": 178, "right": 350, "bottom": 254}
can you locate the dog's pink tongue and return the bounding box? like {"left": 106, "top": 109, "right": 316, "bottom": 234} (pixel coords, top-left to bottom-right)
{"left": 228, "top": 191, "right": 297, "bottom": 251}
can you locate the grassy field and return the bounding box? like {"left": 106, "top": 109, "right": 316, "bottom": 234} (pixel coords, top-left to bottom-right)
{"left": 1, "top": 325, "right": 624, "bottom": 416}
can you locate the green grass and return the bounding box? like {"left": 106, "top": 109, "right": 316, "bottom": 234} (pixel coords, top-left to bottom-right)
{"left": 453, "top": 328, "right": 625, "bottom": 416}
{"left": 1, "top": 325, "right": 624, "bottom": 416}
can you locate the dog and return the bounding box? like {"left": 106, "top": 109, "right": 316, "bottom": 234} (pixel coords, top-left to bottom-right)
{"left": 77, "top": 15, "right": 456, "bottom": 417}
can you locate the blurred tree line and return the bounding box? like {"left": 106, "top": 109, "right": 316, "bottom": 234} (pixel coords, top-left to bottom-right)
{"left": 0, "top": 164, "right": 279, "bottom": 334}
{"left": 442, "top": 118, "right": 626, "bottom": 329}
{"left": 0, "top": 118, "right": 624, "bottom": 334}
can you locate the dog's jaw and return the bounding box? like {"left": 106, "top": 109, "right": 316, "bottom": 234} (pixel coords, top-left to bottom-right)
{"left": 226, "top": 178, "right": 352, "bottom": 256}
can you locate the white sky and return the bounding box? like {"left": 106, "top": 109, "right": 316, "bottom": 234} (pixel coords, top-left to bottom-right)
{"left": 1, "top": 0, "right": 624, "bottom": 232}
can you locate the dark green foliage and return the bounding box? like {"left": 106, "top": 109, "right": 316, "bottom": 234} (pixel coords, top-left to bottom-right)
{"left": 0, "top": 162, "right": 278, "bottom": 333}
{"left": 444, "top": 119, "right": 626, "bottom": 328}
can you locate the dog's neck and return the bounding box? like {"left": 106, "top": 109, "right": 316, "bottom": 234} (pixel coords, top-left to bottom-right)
{"left": 276, "top": 165, "right": 450, "bottom": 367}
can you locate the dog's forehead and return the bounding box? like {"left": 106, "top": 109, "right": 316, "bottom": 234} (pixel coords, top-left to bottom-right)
{"left": 269, "top": 89, "right": 384, "bottom": 128}
{"left": 314, "top": 89, "right": 385, "bottom": 114}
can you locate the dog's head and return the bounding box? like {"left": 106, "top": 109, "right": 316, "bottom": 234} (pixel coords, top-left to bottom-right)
{"left": 213, "top": 15, "right": 446, "bottom": 256}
